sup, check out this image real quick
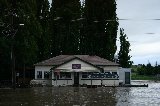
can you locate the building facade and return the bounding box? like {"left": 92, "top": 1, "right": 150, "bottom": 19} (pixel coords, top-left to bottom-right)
{"left": 32, "top": 55, "right": 130, "bottom": 86}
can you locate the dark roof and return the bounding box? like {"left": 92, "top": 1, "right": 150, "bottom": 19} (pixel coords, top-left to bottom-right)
{"left": 34, "top": 55, "right": 119, "bottom": 66}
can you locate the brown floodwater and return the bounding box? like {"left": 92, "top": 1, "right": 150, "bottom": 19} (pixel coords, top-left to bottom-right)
{"left": 0, "top": 80, "right": 160, "bottom": 106}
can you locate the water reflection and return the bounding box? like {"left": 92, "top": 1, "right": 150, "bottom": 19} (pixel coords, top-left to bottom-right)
{"left": 0, "top": 81, "right": 160, "bottom": 106}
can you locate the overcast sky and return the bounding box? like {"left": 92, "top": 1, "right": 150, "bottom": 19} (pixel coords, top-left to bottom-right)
{"left": 116, "top": 0, "right": 160, "bottom": 65}
{"left": 48, "top": 0, "right": 160, "bottom": 65}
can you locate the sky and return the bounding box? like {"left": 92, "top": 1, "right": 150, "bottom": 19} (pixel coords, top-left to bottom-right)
{"left": 116, "top": 0, "right": 160, "bottom": 65}
{"left": 48, "top": 0, "right": 160, "bottom": 65}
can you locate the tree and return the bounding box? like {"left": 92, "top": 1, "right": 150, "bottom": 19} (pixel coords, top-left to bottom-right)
{"left": 81, "top": 0, "right": 118, "bottom": 60}
{"left": 0, "top": 0, "right": 42, "bottom": 80}
{"left": 118, "top": 28, "right": 132, "bottom": 68}
{"left": 145, "top": 62, "right": 153, "bottom": 75}
{"left": 0, "top": 0, "right": 17, "bottom": 80}
{"left": 36, "top": 0, "right": 51, "bottom": 61}
{"left": 0, "top": 0, "right": 119, "bottom": 81}
{"left": 49, "top": 0, "right": 81, "bottom": 56}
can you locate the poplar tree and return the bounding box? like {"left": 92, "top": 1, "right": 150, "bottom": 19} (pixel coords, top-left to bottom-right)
{"left": 82, "top": 0, "right": 118, "bottom": 60}
{"left": 118, "top": 28, "right": 132, "bottom": 68}
{"left": 36, "top": 0, "right": 51, "bottom": 60}
{"left": 14, "top": 0, "right": 40, "bottom": 65}
{"left": 0, "top": 0, "right": 12, "bottom": 79}
{"left": 50, "top": 0, "right": 81, "bottom": 56}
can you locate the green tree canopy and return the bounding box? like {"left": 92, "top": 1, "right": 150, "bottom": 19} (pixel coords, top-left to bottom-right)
{"left": 118, "top": 28, "right": 132, "bottom": 68}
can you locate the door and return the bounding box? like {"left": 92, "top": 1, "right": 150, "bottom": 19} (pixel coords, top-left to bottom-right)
{"left": 74, "top": 72, "right": 79, "bottom": 85}
{"left": 125, "top": 72, "right": 130, "bottom": 84}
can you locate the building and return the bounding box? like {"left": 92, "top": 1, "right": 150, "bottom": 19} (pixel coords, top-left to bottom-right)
{"left": 31, "top": 55, "right": 131, "bottom": 86}
{"left": 119, "top": 68, "right": 131, "bottom": 85}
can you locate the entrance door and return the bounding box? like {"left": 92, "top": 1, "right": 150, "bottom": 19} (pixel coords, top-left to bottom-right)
{"left": 125, "top": 72, "right": 130, "bottom": 84}
{"left": 74, "top": 72, "right": 79, "bottom": 86}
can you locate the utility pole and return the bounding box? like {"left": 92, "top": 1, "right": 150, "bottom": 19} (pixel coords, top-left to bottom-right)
{"left": 1, "top": 0, "right": 21, "bottom": 89}
{"left": 11, "top": 0, "right": 17, "bottom": 89}
{"left": 11, "top": 37, "right": 16, "bottom": 89}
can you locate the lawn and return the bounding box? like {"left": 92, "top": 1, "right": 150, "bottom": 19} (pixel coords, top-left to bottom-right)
{"left": 131, "top": 73, "right": 159, "bottom": 80}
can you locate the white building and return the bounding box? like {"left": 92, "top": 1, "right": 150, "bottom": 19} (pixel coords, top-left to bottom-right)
{"left": 32, "top": 55, "right": 131, "bottom": 86}
{"left": 119, "top": 68, "right": 131, "bottom": 85}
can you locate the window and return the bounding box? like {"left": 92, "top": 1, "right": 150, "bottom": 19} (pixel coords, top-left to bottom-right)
{"left": 54, "top": 72, "right": 59, "bottom": 79}
{"left": 60, "top": 72, "right": 71, "bottom": 79}
{"left": 92, "top": 72, "right": 101, "bottom": 78}
{"left": 44, "top": 71, "right": 49, "bottom": 79}
{"left": 72, "top": 64, "right": 81, "bottom": 69}
{"left": 112, "top": 72, "right": 117, "bottom": 75}
{"left": 54, "top": 72, "right": 71, "bottom": 79}
{"left": 37, "top": 71, "right": 42, "bottom": 79}
{"left": 112, "top": 72, "right": 118, "bottom": 78}
{"left": 82, "top": 72, "right": 88, "bottom": 78}
{"left": 66, "top": 73, "right": 71, "bottom": 78}
{"left": 82, "top": 72, "right": 93, "bottom": 78}
{"left": 105, "top": 72, "right": 112, "bottom": 78}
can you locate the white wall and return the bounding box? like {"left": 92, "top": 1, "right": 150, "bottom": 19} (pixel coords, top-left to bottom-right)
{"left": 52, "top": 80, "right": 73, "bottom": 86}
{"left": 119, "top": 68, "right": 131, "bottom": 85}
{"left": 52, "top": 73, "right": 74, "bottom": 86}
{"left": 103, "top": 66, "right": 119, "bottom": 71}
{"left": 102, "top": 80, "right": 119, "bottom": 86}
{"left": 30, "top": 79, "right": 52, "bottom": 85}
{"left": 35, "top": 66, "right": 52, "bottom": 79}
{"left": 51, "top": 58, "right": 101, "bottom": 86}
{"left": 56, "top": 59, "right": 100, "bottom": 72}
{"left": 34, "top": 59, "right": 120, "bottom": 86}
{"left": 34, "top": 66, "right": 53, "bottom": 85}
{"left": 79, "top": 72, "right": 119, "bottom": 86}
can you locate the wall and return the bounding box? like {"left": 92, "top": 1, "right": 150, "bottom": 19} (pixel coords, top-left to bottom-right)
{"left": 79, "top": 79, "right": 119, "bottom": 86}
{"left": 119, "top": 68, "right": 131, "bottom": 85}
{"left": 34, "top": 59, "right": 120, "bottom": 86}
{"left": 56, "top": 59, "right": 100, "bottom": 72}
{"left": 35, "top": 66, "right": 52, "bottom": 79}
{"left": 30, "top": 79, "right": 52, "bottom": 86}
{"left": 79, "top": 72, "right": 119, "bottom": 86}
{"left": 51, "top": 59, "right": 101, "bottom": 86}
{"left": 103, "top": 66, "right": 119, "bottom": 71}
{"left": 34, "top": 66, "right": 52, "bottom": 85}
{"left": 52, "top": 73, "right": 74, "bottom": 86}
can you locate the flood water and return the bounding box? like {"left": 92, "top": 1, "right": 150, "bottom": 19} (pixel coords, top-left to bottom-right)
{"left": 0, "top": 80, "right": 160, "bottom": 106}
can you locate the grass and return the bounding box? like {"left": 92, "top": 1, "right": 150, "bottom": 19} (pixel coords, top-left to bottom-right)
{"left": 131, "top": 73, "right": 159, "bottom": 80}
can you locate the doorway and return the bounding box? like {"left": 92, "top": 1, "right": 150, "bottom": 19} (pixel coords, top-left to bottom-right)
{"left": 74, "top": 72, "right": 79, "bottom": 86}
{"left": 125, "top": 72, "right": 130, "bottom": 84}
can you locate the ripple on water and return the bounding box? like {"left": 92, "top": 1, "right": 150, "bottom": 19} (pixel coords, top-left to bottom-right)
{"left": 0, "top": 81, "right": 160, "bottom": 106}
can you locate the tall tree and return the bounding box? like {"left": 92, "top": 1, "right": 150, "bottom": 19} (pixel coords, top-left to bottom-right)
{"left": 0, "top": 0, "right": 17, "bottom": 80}
{"left": 0, "top": 0, "right": 42, "bottom": 80}
{"left": 82, "top": 0, "right": 118, "bottom": 60}
{"left": 50, "top": 0, "right": 81, "bottom": 56}
{"left": 36, "top": 0, "right": 51, "bottom": 61}
{"left": 13, "top": 0, "right": 40, "bottom": 66}
{"left": 118, "top": 28, "right": 132, "bottom": 68}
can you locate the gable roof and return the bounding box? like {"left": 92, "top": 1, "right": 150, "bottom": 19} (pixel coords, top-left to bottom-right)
{"left": 50, "top": 56, "right": 103, "bottom": 71}
{"left": 35, "top": 55, "right": 119, "bottom": 66}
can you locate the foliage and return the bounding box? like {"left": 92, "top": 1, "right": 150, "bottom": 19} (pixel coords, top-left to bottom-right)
{"left": 118, "top": 28, "right": 132, "bottom": 68}
{"left": 82, "top": 0, "right": 118, "bottom": 61}
{"left": 0, "top": 0, "right": 119, "bottom": 80}
{"left": 0, "top": 0, "right": 45, "bottom": 80}
{"left": 131, "top": 73, "right": 158, "bottom": 80}
{"left": 0, "top": 0, "right": 13, "bottom": 79}
{"left": 50, "top": 0, "right": 81, "bottom": 56}
{"left": 135, "top": 63, "right": 160, "bottom": 76}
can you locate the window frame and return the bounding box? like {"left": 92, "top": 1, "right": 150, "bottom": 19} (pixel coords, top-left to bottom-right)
{"left": 54, "top": 72, "right": 71, "bottom": 79}
{"left": 37, "top": 71, "right": 42, "bottom": 79}
{"left": 82, "top": 72, "right": 93, "bottom": 78}
{"left": 44, "top": 71, "right": 50, "bottom": 79}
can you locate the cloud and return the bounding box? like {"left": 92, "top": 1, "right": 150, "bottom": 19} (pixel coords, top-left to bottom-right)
{"left": 116, "top": 0, "right": 160, "bottom": 64}
{"left": 131, "top": 42, "right": 160, "bottom": 56}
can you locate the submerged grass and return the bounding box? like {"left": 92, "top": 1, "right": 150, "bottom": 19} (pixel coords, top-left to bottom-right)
{"left": 131, "top": 73, "right": 160, "bottom": 80}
